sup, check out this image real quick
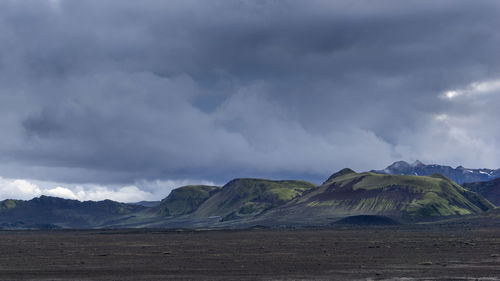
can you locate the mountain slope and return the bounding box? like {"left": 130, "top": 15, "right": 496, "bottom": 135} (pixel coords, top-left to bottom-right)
{"left": 193, "top": 178, "right": 317, "bottom": 220}
{"left": 132, "top": 201, "right": 161, "bottom": 207}
{"left": 463, "top": 178, "right": 500, "bottom": 206}
{"left": 0, "top": 196, "right": 146, "bottom": 229}
{"left": 372, "top": 160, "right": 500, "bottom": 184}
{"left": 258, "top": 169, "right": 494, "bottom": 224}
{"left": 154, "top": 185, "right": 220, "bottom": 216}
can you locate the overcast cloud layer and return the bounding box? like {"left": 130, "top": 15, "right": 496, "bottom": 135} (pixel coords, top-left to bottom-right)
{"left": 1, "top": 0, "right": 500, "bottom": 201}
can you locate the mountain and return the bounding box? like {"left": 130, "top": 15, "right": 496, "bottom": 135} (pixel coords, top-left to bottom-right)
{"left": 0, "top": 196, "right": 146, "bottom": 229}
{"left": 255, "top": 169, "right": 494, "bottom": 225}
{"left": 154, "top": 185, "right": 220, "bottom": 216}
{"left": 192, "top": 178, "right": 317, "bottom": 221}
{"left": 372, "top": 160, "right": 500, "bottom": 184}
{"left": 132, "top": 201, "right": 161, "bottom": 207}
{"left": 462, "top": 178, "right": 500, "bottom": 206}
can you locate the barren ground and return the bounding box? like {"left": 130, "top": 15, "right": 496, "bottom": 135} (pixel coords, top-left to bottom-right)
{"left": 0, "top": 226, "right": 499, "bottom": 280}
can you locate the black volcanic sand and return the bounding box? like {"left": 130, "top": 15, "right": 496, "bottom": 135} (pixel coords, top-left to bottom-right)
{"left": 0, "top": 226, "right": 499, "bottom": 280}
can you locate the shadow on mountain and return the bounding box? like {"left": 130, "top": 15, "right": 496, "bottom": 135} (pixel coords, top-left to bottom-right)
{"left": 333, "top": 215, "right": 400, "bottom": 226}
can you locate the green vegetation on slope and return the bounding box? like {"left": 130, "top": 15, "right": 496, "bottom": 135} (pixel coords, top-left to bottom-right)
{"left": 0, "top": 199, "right": 21, "bottom": 209}
{"left": 155, "top": 185, "right": 220, "bottom": 216}
{"left": 193, "top": 178, "right": 317, "bottom": 220}
{"left": 285, "top": 169, "right": 494, "bottom": 221}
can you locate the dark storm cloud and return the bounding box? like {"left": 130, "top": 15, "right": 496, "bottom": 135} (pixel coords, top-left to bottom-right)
{"left": 0, "top": 0, "right": 500, "bottom": 199}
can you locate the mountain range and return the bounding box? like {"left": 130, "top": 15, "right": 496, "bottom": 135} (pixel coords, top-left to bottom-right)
{"left": 371, "top": 160, "right": 500, "bottom": 184}
{"left": 1, "top": 162, "right": 499, "bottom": 229}
{"left": 0, "top": 196, "right": 146, "bottom": 229}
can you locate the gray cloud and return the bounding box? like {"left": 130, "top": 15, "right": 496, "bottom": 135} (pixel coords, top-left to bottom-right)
{"left": 0, "top": 0, "right": 500, "bottom": 200}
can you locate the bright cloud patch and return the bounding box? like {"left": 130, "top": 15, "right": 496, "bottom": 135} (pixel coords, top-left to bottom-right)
{"left": 0, "top": 177, "right": 215, "bottom": 202}
{"left": 73, "top": 186, "right": 155, "bottom": 203}
{"left": 442, "top": 78, "right": 500, "bottom": 100}
{"left": 0, "top": 178, "right": 42, "bottom": 200}
{"left": 44, "top": 186, "right": 78, "bottom": 200}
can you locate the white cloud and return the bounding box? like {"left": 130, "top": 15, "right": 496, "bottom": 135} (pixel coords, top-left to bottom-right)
{"left": 73, "top": 185, "right": 155, "bottom": 202}
{"left": 441, "top": 78, "right": 500, "bottom": 100}
{"left": 444, "top": 91, "right": 459, "bottom": 99}
{"left": 44, "top": 186, "right": 78, "bottom": 200}
{"left": 470, "top": 79, "right": 500, "bottom": 93}
{"left": 394, "top": 112, "right": 500, "bottom": 169}
{"left": 0, "top": 178, "right": 42, "bottom": 200}
{"left": 435, "top": 114, "right": 448, "bottom": 121}
{"left": 0, "top": 178, "right": 216, "bottom": 202}
{"left": 134, "top": 179, "right": 217, "bottom": 199}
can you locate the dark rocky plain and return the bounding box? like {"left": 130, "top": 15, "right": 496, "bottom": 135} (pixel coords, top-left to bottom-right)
{"left": 0, "top": 224, "right": 499, "bottom": 281}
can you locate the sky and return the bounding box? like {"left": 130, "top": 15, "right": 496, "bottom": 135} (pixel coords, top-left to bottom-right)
{"left": 1, "top": 0, "right": 500, "bottom": 202}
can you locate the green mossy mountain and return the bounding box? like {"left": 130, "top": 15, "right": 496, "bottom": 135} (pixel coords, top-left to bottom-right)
{"left": 154, "top": 185, "right": 220, "bottom": 216}
{"left": 463, "top": 178, "right": 500, "bottom": 206}
{"left": 0, "top": 196, "right": 146, "bottom": 229}
{"left": 258, "top": 169, "right": 494, "bottom": 224}
{"left": 192, "top": 178, "right": 317, "bottom": 220}
{"left": 322, "top": 168, "right": 356, "bottom": 184}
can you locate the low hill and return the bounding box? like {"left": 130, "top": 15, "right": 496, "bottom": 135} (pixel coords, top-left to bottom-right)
{"left": 193, "top": 178, "right": 317, "bottom": 221}
{"left": 154, "top": 185, "right": 220, "bottom": 216}
{"left": 429, "top": 208, "right": 500, "bottom": 228}
{"left": 463, "top": 178, "right": 500, "bottom": 206}
{"left": 372, "top": 160, "right": 500, "bottom": 184}
{"left": 257, "top": 169, "right": 494, "bottom": 225}
{"left": 0, "top": 196, "right": 146, "bottom": 229}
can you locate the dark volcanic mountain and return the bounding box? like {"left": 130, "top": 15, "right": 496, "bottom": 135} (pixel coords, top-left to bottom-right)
{"left": 372, "top": 160, "right": 500, "bottom": 184}
{"left": 0, "top": 196, "right": 146, "bottom": 229}
{"left": 463, "top": 178, "right": 500, "bottom": 206}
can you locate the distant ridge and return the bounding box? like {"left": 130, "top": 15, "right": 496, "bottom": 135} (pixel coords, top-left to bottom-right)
{"left": 372, "top": 160, "right": 500, "bottom": 184}
{"left": 0, "top": 196, "right": 146, "bottom": 229}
